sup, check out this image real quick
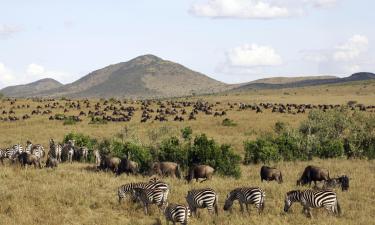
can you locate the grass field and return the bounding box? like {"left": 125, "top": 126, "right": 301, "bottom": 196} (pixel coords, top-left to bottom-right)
{"left": 0, "top": 81, "right": 374, "bottom": 225}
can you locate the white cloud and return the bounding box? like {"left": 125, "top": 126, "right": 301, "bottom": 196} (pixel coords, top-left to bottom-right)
{"left": 190, "top": 0, "right": 291, "bottom": 19}
{"left": 306, "top": 0, "right": 339, "bottom": 8}
{"left": 0, "top": 63, "right": 72, "bottom": 88}
{"left": 226, "top": 44, "right": 282, "bottom": 67}
{"left": 333, "top": 35, "right": 369, "bottom": 61}
{"left": 0, "top": 63, "right": 16, "bottom": 86}
{"left": 27, "top": 63, "right": 46, "bottom": 75}
{"left": 0, "top": 24, "right": 21, "bottom": 39}
{"left": 303, "top": 35, "right": 372, "bottom": 74}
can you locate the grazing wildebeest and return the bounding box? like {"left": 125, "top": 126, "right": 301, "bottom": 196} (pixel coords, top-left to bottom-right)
{"left": 185, "top": 165, "right": 214, "bottom": 183}
{"left": 45, "top": 156, "right": 58, "bottom": 168}
{"left": 151, "top": 162, "right": 181, "bottom": 179}
{"left": 17, "top": 152, "right": 41, "bottom": 168}
{"left": 297, "top": 165, "right": 330, "bottom": 187}
{"left": 323, "top": 175, "right": 349, "bottom": 191}
{"left": 117, "top": 157, "right": 139, "bottom": 175}
{"left": 260, "top": 166, "right": 283, "bottom": 184}
{"left": 100, "top": 155, "right": 121, "bottom": 173}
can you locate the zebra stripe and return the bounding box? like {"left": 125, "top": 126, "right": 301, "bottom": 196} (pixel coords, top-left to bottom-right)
{"left": 31, "top": 144, "right": 45, "bottom": 160}
{"left": 223, "top": 187, "right": 265, "bottom": 213}
{"left": 0, "top": 148, "right": 5, "bottom": 164}
{"left": 49, "top": 139, "right": 62, "bottom": 162}
{"left": 6, "top": 144, "right": 23, "bottom": 159}
{"left": 133, "top": 188, "right": 168, "bottom": 215}
{"left": 284, "top": 189, "right": 341, "bottom": 217}
{"left": 118, "top": 179, "right": 169, "bottom": 203}
{"left": 185, "top": 188, "right": 218, "bottom": 216}
{"left": 164, "top": 203, "right": 191, "bottom": 225}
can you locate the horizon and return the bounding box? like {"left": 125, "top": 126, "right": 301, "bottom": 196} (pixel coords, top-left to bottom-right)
{"left": 1, "top": 0, "right": 375, "bottom": 88}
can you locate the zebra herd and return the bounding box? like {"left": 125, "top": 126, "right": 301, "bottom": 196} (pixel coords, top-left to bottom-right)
{"left": 0, "top": 139, "right": 88, "bottom": 167}
{"left": 116, "top": 174, "right": 343, "bottom": 224}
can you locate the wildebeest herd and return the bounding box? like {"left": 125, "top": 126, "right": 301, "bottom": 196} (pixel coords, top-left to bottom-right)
{"left": 0, "top": 139, "right": 350, "bottom": 224}
{"left": 0, "top": 98, "right": 373, "bottom": 123}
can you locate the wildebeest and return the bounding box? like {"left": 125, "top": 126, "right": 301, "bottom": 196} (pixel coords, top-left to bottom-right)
{"left": 45, "top": 156, "right": 58, "bottom": 168}
{"left": 151, "top": 162, "right": 181, "bottom": 179}
{"left": 17, "top": 152, "right": 41, "bottom": 168}
{"left": 117, "top": 157, "right": 139, "bottom": 175}
{"left": 297, "top": 165, "right": 330, "bottom": 187}
{"left": 260, "top": 166, "right": 283, "bottom": 184}
{"left": 100, "top": 155, "right": 121, "bottom": 173}
{"left": 323, "top": 175, "right": 349, "bottom": 191}
{"left": 185, "top": 165, "right": 214, "bottom": 183}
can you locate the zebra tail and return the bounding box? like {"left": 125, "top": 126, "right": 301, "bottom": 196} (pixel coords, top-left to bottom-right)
{"left": 336, "top": 200, "right": 341, "bottom": 216}
{"left": 214, "top": 194, "right": 219, "bottom": 215}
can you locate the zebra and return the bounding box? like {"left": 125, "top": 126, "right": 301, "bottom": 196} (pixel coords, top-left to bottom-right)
{"left": 49, "top": 139, "right": 62, "bottom": 162}
{"left": 118, "top": 179, "right": 169, "bottom": 203}
{"left": 223, "top": 187, "right": 265, "bottom": 214}
{"left": 133, "top": 188, "right": 168, "bottom": 215}
{"left": 185, "top": 188, "right": 219, "bottom": 217}
{"left": 323, "top": 175, "right": 349, "bottom": 191}
{"left": 284, "top": 189, "right": 341, "bottom": 218}
{"left": 93, "top": 149, "right": 101, "bottom": 168}
{"left": 6, "top": 144, "right": 23, "bottom": 160}
{"left": 164, "top": 203, "right": 191, "bottom": 225}
{"left": 62, "top": 140, "right": 75, "bottom": 163}
{"left": 25, "top": 141, "right": 45, "bottom": 160}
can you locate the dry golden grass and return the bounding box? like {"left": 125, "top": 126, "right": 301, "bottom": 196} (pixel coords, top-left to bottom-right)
{"left": 0, "top": 81, "right": 374, "bottom": 225}
{"left": 0, "top": 159, "right": 374, "bottom": 225}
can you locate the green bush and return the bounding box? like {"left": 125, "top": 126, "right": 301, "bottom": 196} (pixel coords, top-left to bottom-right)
{"left": 158, "top": 137, "right": 188, "bottom": 168}
{"left": 222, "top": 118, "right": 237, "bottom": 127}
{"left": 188, "top": 134, "right": 241, "bottom": 178}
{"left": 244, "top": 136, "right": 280, "bottom": 164}
{"left": 317, "top": 139, "right": 344, "bottom": 158}
{"left": 181, "top": 126, "right": 193, "bottom": 141}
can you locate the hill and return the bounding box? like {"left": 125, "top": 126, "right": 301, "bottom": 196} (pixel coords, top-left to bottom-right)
{"left": 233, "top": 72, "right": 375, "bottom": 91}
{"left": 0, "top": 78, "right": 63, "bottom": 97}
{"left": 249, "top": 75, "right": 337, "bottom": 84}
{"left": 37, "top": 55, "right": 228, "bottom": 98}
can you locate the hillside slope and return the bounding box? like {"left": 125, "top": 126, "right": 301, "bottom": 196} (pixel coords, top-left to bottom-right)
{"left": 0, "top": 78, "right": 63, "bottom": 97}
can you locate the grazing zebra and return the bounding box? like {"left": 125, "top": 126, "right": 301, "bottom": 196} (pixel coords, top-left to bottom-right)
{"left": 94, "top": 149, "right": 101, "bottom": 167}
{"left": 164, "top": 203, "right": 191, "bottom": 225}
{"left": 133, "top": 188, "right": 168, "bottom": 215}
{"left": 6, "top": 144, "right": 23, "bottom": 160}
{"left": 223, "top": 187, "right": 265, "bottom": 214}
{"left": 49, "top": 139, "right": 62, "bottom": 162}
{"left": 185, "top": 188, "right": 219, "bottom": 217}
{"left": 118, "top": 179, "right": 169, "bottom": 203}
{"left": 323, "top": 175, "right": 349, "bottom": 191}
{"left": 284, "top": 189, "right": 341, "bottom": 218}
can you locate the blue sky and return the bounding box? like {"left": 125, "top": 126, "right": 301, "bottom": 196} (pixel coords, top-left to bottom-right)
{"left": 0, "top": 0, "right": 374, "bottom": 87}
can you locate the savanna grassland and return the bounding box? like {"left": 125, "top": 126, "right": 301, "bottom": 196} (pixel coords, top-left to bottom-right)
{"left": 0, "top": 80, "right": 375, "bottom": 225}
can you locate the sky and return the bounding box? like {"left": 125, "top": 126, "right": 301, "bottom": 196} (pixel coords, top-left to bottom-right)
{"left": 0, "top": 0, "right": 374, "bottom": 88}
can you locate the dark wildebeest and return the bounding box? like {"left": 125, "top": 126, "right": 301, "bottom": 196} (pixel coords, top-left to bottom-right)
{"left": 323, "top": 175, "right": 349, "bottom": 191}
{"left": 45, "top": 156, "right": 58, "bottom": 168}
{"left": 100, "top": 155, "right": 121, "bottom": 173}
{"left": 185, "top": 165, "right": 214, "bottom": 183}
{"left": 297, "top": 165, "right": 330, "bottom": 187}
{"left": 117, "top": 157, "right": 139, "bottom": 175}
{"left": 17, "top": 152, "right": 41, "bottom": 168}
{"left": 151, "top": 162, "right": 181, "bottom": 179}
{"left": 260, "top": 166, "right": 283, "bottom": 184}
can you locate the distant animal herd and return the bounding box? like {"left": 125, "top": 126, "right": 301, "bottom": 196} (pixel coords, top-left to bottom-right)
{"left": 0, "top": 139, "right": 350, "bottom": 224}
{"left": 0, "top": 98, "right": 373, "bottom": 123}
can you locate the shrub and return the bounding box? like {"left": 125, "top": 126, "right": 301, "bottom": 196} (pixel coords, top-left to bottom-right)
{"left": 181, "top": 126, "right": 193, "bottom": 141}
{"left": 188, "top": 134, "right": 241, "bottom": 178}
{"left": 222, "top": 118, "right": 237, "bottom": 127}
{"left": 244, "top": 136, "right": 280, "bottom": 164}
{"left": 317, "top": 139, "right": 344, "bottom": 158}
{"left": 158, "top": 137, "right": 188, "bottom": 168}
{"left": 63, "top": 117, "right": 77, "bottom": 125}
